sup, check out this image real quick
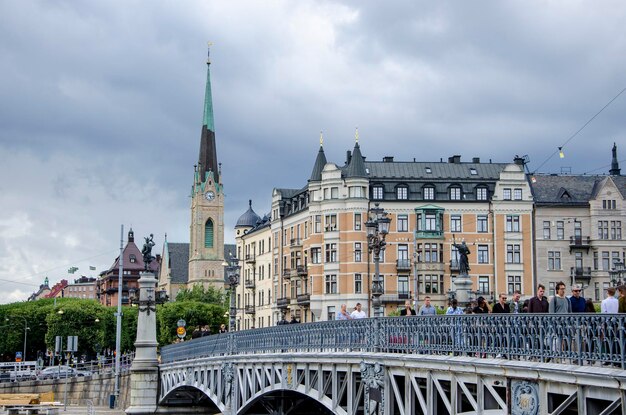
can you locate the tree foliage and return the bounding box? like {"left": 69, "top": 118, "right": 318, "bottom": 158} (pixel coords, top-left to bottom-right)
{"left": 175, "top": 284, "right": 226, "bottom": 305}
{"left": 156, "top": 301, "right": 227, "bottom": 345}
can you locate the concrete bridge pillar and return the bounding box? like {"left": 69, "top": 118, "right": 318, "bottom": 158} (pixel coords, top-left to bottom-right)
{"left": 126, "top": 272, "right": 159, "bottom": 415}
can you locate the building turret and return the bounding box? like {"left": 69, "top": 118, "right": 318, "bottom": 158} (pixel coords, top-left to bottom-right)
{"left": 610, "top": 143, "right": 621, "bottom": 176}
{"left": 309, "top": 132, "right": 327, "bottom": 182}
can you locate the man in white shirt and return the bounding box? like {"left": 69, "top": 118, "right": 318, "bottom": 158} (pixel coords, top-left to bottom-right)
{"left": 350, "top": 302, "right": 367, "bottom": 319}
{"left": 601, "top": 287, "right": 619, "bottom": 313}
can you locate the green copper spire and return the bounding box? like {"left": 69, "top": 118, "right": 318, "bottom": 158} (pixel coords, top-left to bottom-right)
{"left": 202, "top": 44, "right": 215, "bottom": 131}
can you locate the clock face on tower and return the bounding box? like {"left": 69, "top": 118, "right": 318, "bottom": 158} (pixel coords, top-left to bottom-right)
{"left": 205, "top": 191, "right": 215, "bottom": 201}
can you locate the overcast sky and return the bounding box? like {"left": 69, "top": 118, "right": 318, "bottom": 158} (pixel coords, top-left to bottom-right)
{"left": 1, "top": 1, "right": 625, "bottom": 304}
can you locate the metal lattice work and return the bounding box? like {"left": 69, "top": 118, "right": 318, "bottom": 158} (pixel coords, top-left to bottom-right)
{"left": 159, "top": 353, "right": 625, "bottom": 415}
{"left": 161, "top": 315, "right": 626, "bottom": 368}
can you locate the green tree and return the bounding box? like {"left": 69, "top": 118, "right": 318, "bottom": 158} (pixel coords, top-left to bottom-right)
{"left": 175, "top": 284, "right": 226, "bottom": 304}
{"left": 156, "top": 301, "right": 227, "bottom": 346}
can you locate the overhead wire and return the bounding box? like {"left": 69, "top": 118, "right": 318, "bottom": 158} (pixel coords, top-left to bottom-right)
{"left": 532, "top": 86, "right": 626, "bottom": 174}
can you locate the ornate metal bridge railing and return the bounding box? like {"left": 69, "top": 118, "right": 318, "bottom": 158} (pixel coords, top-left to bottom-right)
{"left": 161, "top": 314, "right": 626, "bottom": 368}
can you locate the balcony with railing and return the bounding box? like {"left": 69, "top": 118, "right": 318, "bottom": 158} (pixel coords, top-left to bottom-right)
{"left": 396, "top": 259, "right": 411, "bottom": 272}
{"left": 296, "top": 293, "right": 311, "bottom": 306}
{"left": 282, "top": 268, "right": 291, "bottom": 280}
{"left": 244, "top": 305, "right": 256, "bottom": 315}
{"left": 380, "top": 291, "right": 411, "bottom": 303}
{"left": 245, "top": 254, "right": 256, "bottom": 264}
{"left": 277, "top": 297, "right": 289, "bottom": 309}
{"left": 244, "top": 278, "right": 255, "bottom": 289}
{"left": 569, "top": 236, "right": 591, "bottom": 252}
{"left": 571, "top": 266, "right": 592, "bottom": 281}
{"left": 290, "top": 238, "right": 302, "bottom": 247}
{"left": 297, "top": 266, "right": 308, "bottom": 277}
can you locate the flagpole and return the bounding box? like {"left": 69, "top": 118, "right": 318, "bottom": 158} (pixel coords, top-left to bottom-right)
{"left": 114, "top": 225, "right": 124, "bottom": 407}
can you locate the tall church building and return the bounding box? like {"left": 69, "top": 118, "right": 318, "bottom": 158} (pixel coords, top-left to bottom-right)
{"left": 158, "top": 49, "right": 232, "bottom": 299}
{"left": 188, "top": 48, "right": 225, "bottom": 286}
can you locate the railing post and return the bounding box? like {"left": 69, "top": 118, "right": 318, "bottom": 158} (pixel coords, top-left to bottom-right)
{"left": 228, "top": 332, "right": 235, "bottom": 355}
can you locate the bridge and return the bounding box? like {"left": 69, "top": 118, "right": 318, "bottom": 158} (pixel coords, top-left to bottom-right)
{"left": 157, "top": 315, "right": 626, "bottom": 415}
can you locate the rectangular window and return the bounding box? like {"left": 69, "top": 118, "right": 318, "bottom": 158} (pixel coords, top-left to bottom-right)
{"left": 507, "top": 275, "right": 521, "bottom": 295}
{"left": 556, "top": 221, "right": 564, "bottom": 240}
{"left": 450, "top": 215, "right": 462, "bottom": 232}
{"left": 324, "top": 214, "right": 337, "bottom": 232}
{"left": 424, "top": 243, "right": 441, "bottom": 263}
{"left": 450, "top": 187, "right": 461, "bottom": 200}
{"left": 543, "top": 221, "right": 551, "bottom": 239}
{"left": 513, "top": 188, "right": 522, "bottom": 200}
{"left": 314, "top": 215, "right": 321, "bottom": 233}
{"left": 354, "top": 274, "right": 362, "bottom": 294}
{"left": 354, "top": 242, "right": 362, "bottom": 262}
{"left": 506, "top": 215, "right": 520, "bottom": 232}
{"left": 477, "top": 245, "right": 489, "bottom": 263}
{"left": 477, "top": 215, "right": 488, "bottom": 232}
{"left": 476, "top": 187, "right": 488, "bottom": 201}
{"left": 598, "top": 221, "right": 609, "bottom": 239}
{"left": 325, "top": 274, "right": 337, "bottom": 294}
{"left": 349, "top": 186, "right": 364, "bottom": 198}
{"left": 311, "top": 247, "right": 321, "bottom": 264}
{"left": 423, "top": 187, "right": 435, "bottom": 200}
{"left": 507, "top": 244, "right": 521, "bottom": 263}
{"left": 325, "top": 243, "right": 337, "bottom": 263}
{"left": 397, "top": 214, "right": 408, "bottom": 232}
{"left": 327, "top": 306, "right": 335, "bottom": 321}
{"left": 548, "top": 251, "right": 561, "bottom": 270}
{"left": 593, "top": 251, "right": 598, "bottom": 270}
{"left": 397, "top": 187, "right": 408, "bottom": 200}
{"left": 354, "top": 213, "right": 362, "bottom": 231}
{"left": 503, "top": 188, "right": 512, "bottom": 200}
{"left": 421, "top": 274, "right": 443, "bottom": 294}
{"left": 611, "top": 221, "right": 622, "bottom": 240}
{"left": 398, "top": 244, "right": 409, "bottom": 266}
{"left": 372, "top": 186, "right": 384, "bottom": 200}
{"left": 330, "top": 187, "right": 339, "bottom": 199}
{"left": 602, "top": 251, "right": 610, "bottom": 270}
{"left": 398, "top": 275, "right": 409, "bottom": 296}
{"left": 478, "top": 276, "right": 490, "bottom": 294}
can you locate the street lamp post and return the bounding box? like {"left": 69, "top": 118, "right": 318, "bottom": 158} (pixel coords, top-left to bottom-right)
{"left": 6, "top": 316, "right": 29, "bottom": 362}
{"left": 610, "top": 260, "right": 625, "bottom": 286}
{"left": 366, "top": 203, "right": 391, "bottom": 318}
{"left": 223, "top": 255, "right": 240, "bottom": 332}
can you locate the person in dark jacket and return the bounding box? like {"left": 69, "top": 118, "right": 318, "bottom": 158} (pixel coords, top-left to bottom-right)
{"left": 569, "top": 284, "right": 586, "bottom": 312}
{"left": 528, "top": 284, "right": 549, "bottom": 313}
{"left": 492, "top": 293, "right": 511, "bottom": 313}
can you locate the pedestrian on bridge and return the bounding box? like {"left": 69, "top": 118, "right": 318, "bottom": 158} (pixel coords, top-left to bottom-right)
{"left": 569, "top": 284, "right": 586, "bottom": 313}
{"left": 601, "top": 287, "right": 618, "bottom": 313}
{"left": 528, "top": 284, "right": 549, "bottom": 313}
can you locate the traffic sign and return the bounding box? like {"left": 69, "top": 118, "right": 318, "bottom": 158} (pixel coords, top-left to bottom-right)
{"left": 176, "top": 327, "right": 186, "bottom": 338}
{"left": 15, "top": 352, "right": 22, "bottom": 362}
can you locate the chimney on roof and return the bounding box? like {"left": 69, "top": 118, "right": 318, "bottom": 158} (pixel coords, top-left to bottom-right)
{"left": 448, "top": 155, "right": 461, "bottom": 164}
{"left": 383, "top": 156, "right": 394, "bottom": 162}
{"left": 472, "top": 157, "right": 480, "bottom": 163}
{"left": 346, "top": 150, "right": 352, "bottom": 165}
{"left": 513, "top": 156, "right": 525, "bottom": 166}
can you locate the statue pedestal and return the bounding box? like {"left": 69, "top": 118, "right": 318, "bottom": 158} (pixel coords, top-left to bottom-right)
{"left": 126, "top": 272, "right": 159, "bottom": 415}
{"left": 454, "top": 273, "right": 473, "bottom": 305}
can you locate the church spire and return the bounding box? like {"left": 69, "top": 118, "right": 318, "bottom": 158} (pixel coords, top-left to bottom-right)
{"left": 610, "top": 142, "right": 621, "bottom": 176}
{"left": 198, "top": 43, "right": 220, "bottom": 185}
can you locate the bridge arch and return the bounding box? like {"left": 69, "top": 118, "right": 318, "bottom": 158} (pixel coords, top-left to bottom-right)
{"left": 240, "top": 388, "right": 336, "bottom": 415}
{"left": 159, "top": 384, "right": 222, "bottom": 413}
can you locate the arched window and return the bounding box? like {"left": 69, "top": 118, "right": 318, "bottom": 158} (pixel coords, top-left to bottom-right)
{"left": 204, "top": 219, "right": 214, "bottom": 248}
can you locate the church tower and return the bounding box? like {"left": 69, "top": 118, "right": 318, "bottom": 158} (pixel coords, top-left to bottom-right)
{"left": 188, "top": 46, "right": 225, "bottom": 287}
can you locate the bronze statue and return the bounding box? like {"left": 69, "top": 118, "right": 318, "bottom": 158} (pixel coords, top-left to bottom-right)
{"left": 142, "top": 234, "right": 155, "bottom": 271}
{"left": 453, "top": 240, "right": 471, "bottom": 275}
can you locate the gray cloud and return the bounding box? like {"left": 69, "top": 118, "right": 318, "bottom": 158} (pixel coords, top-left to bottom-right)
{"left": 0, "top": 0, "right": 624, "bottom": 303}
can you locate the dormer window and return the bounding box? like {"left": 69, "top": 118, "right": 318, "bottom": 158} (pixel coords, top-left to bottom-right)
{"left": 372, "top": 185, "right": 384, "bottom": 200}
{"left": 449, "top": 186, "right": 462, "bottom": 200}
{"left": 476, "top": 186, "right": 488, "bottom": 201}
{"left": 129, "top": 254, "right": 136, "bottom": 263}
{"left": 425, "top": 167, "right": 432, "bottom": 174}
{"left": 470, "top": 168, "right": 477, "bottom": 175}
{"left": 423, "top": 185, "right": 435, "bottom": 200}
{"left": 396, "top": 185, "right": 408, "bottom": 200}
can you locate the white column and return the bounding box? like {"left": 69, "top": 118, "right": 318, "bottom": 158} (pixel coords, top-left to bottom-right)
{"left": 126, "top": 272, "right": 159, "bottom": 415}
